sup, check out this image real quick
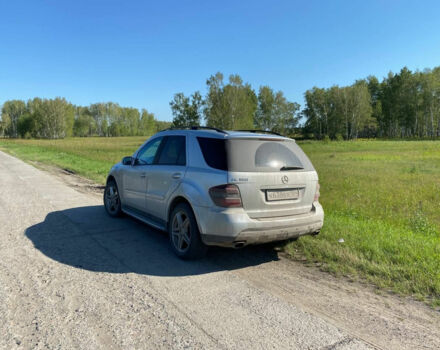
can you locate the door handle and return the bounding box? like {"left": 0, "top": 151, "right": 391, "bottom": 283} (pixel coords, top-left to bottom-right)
{"left": 172, "top": 172, "right": 182, "bottom": 179}
{"left": 140, "top": 173, "right": 146, "bottom": 178}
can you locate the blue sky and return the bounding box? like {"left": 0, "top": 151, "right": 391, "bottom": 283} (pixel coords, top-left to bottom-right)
{"left": 1, "top": 0, "right": 440, "bottom": 121}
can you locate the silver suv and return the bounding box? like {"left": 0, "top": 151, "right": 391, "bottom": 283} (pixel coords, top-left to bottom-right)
{"left": 104, "top": 127, "right": 324, "bottom": 259}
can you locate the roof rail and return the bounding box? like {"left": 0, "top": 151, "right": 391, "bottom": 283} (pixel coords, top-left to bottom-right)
{"left": 234, "top": 129, "right": 283, "bottom": 137}
{"left": 159, "top": 126, "right": 228, "bottom": 134}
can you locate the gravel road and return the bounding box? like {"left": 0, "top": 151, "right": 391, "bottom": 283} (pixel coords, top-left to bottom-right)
{"left": 0, "top": 150, "right": 439, "bottom": 350}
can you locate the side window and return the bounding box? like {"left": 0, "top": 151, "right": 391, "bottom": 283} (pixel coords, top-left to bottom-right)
{"left": 197, "top": 137, "right": 227, "bottom": 170}
{"left": 136, "top": 137, "right": 163, "bottom": 165}
{"left": 157, "top": 136, "right": 186, "bottom": 166}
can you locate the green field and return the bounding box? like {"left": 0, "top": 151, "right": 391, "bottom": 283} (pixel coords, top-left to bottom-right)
{"left": 288, "top": 140, "right": 440, "bottom": 306}
{"left": 1, "top": 137, "right": 439, "bottom": 305}
{"left": 0, "top": 137, "right": 146, "bottom": 183}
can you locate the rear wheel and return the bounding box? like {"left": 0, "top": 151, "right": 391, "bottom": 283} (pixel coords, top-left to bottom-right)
{"left": 104, "top": 179, "right": 122, "bottom": 217}
{"left": 169, "top": 203, "right": 207, "bottom": 259}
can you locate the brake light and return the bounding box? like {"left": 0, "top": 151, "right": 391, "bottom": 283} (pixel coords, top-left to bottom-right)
{"left": 314, "top": 183, "right": 320, "bottom": 202}
{"left": 209, "top": 184, "right": 242, "bottom": 207}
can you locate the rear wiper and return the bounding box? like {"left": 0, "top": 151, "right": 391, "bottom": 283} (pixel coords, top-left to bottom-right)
{"left": 280, "top": 166, "right": 303, "bottom": 171}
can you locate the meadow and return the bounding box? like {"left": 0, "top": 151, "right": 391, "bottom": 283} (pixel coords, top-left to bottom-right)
{"left": 1, "top": 137, "right": 439, "bottom": 305}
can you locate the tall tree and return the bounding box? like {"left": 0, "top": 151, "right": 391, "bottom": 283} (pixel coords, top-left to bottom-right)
{"left": 32, "top": 98, "right": 74, "bottom": 139}
{"left": 303, "top": 87, "right": 331, "bottom": 139}
{"left": 1, "top": 100, "right": 27, "bottom": 138}
{"left": 170, "top": 91, "right": 203, "bottom": 127}
{"left": 17, "top": 112, "right": 35, "bottom": 138}
{"left": 421, "top": 68, "right": 440, "bottom": 137}
{"left": 204, "top": 73, "right": 257, "bottom": 129}
{"left": 89, "top": 103, "right": 108, "bottom": 136}
{"left": 255, "top": 86, "right": 300, "bottom": 135}
{"left": 204, "top": 72, "right": 227, "bottom": 128}
{"left": 348, "top": 81, "right": 374, "bottom": 138}
{"left": 74, "top": 106, "right": 96, "bottom": 137}
{"left": 140, "top": 109, "right": 156, "bottom": 135}
{"left": 255, "top": 86, "right": 275, "bottom": 130}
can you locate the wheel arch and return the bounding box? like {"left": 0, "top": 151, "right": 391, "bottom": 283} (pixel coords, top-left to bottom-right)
{"left": 167, "top": 196, "right": 202, "bottom": 233}
{"left": 106, "top": 174, "right": 116, "bottom": 185}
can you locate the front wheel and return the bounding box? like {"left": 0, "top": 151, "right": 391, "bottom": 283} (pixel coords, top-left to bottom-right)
{"left": 169, "top": 203, "right": 207, "bottom": 259}
{"left": 104, "top": 179, "right": 122, "bottom": 217}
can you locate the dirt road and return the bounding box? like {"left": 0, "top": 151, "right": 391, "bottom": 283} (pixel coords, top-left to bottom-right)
{"left": 0, "top": 150, "right": 439, "bottom": 350}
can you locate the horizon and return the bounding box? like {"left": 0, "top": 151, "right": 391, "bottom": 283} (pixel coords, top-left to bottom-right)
{"left": 1, "top": 0, "right": 440, "bottom": 121}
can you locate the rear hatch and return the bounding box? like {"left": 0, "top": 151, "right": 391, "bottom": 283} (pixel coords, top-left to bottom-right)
{"left": 225, "top": 137, "right": 318, "bottom": 219}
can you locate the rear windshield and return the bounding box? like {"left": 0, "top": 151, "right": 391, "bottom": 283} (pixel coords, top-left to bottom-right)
{"left": 197, "top": 137, "right": 314, "bottom": 172}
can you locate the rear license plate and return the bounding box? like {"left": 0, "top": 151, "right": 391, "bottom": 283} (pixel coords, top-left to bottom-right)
{"left": 266, "top": 189, "right": 299, "bottom": 201}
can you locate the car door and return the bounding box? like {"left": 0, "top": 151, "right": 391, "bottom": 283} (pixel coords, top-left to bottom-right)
{"left": 122, "top": 137, "right": 163, "bottom": 212}
{"left": 145, "top": 135, "right": 187, "bottom": 222}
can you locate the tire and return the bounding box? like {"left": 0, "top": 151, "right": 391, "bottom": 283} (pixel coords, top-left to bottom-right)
{"left": 169, "top": 203, "right": 207, "bottom": 259}
{"left": 104, "top": 179, "right": 122, "bottom": 217}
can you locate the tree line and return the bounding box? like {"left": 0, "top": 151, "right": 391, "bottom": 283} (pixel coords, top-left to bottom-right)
{"left": 303, "top": 66, "right": 440, "bottom": 139}
{"left": 171, "top": 67, "right": 440, "bottom": 139}
{"left": 0, "top": 98, "right": 171, "bottom": 138}
{"left": 2, "top": 66, "right": 440, "bottom": 139}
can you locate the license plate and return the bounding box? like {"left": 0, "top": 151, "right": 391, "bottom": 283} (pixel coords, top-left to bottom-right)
{"left": 266, "top": 189, "right": 299, "bottom": 201}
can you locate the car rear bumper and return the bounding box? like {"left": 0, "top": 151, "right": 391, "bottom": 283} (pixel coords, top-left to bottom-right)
{"left": 194, "top": 202, "right": 324, "bottom": 247}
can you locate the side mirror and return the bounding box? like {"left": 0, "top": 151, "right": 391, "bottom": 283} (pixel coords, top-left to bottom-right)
{"left": 122, "top": 156, "right": 133, "bottom": 166}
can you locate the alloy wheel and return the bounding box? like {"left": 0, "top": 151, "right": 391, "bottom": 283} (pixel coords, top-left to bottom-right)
{"left": 105, "top": 184, "right": 120, "bottom": 214}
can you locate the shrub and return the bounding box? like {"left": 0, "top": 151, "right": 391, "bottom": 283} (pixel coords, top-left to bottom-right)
{"left": 335, "top": 133, "right": 344, "bottom": 141}
{"left": 323, "top": 135, "right": 331, "bottom": 143}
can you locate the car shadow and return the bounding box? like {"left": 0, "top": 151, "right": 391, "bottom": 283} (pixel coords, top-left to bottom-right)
{"left": 25, "top": 205, "right": 280, "bottom": 277}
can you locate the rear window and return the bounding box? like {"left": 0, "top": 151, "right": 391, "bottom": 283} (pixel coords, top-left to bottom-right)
{"left": 254, "top": 142, "right": 302, "bottom": 168}
{"left": 197, "top": 137, "right": 314, "bottom": 172}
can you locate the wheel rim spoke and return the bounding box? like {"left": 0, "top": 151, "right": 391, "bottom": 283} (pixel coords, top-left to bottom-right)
{"left": 172, "top": 211, "right": 190, "bottom": 252}
{"left": 182, "top": 218, "right": 189, "bottom": 231}
{"left": 182, "top": 233, "right": 190, "bottom": 245}
{"left": 178, "top": 234, "right": 184, "bottom": 249}
{"left": 181, "top": 218, "right": 190, "bottom": 244}
{"left": 175, "top": 212, "right": 183, "bottom": 228}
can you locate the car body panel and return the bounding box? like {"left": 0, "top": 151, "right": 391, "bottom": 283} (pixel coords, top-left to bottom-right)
{"left": 121, "top": 164, "right": 148, "bottom": 210}
{"left": 145, "top": 164, "right": 186, "bottom": 221}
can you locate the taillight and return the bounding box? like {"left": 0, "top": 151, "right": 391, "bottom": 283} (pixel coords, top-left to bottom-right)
{"left": 314, "top": 183, "right": 320, "bottom": 202}
{"left": 209, "top": 184, "right": 242, "bottom": 208}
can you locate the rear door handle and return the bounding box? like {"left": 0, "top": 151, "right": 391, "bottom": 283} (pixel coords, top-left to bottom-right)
{"left": 172, "top": 172, "right": 182, "bottom": 179}
{"left": 140, "top": 173, "right": 146, "bottom": 178}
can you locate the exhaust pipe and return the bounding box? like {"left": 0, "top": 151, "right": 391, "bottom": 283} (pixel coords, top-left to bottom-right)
{"left": 234, "top": 241, "right": 246, "bottom": 249}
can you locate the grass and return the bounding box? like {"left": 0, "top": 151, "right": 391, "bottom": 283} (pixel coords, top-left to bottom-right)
{"left": 286, "top": 140, "right": 440, "bottom": 306}
{"left": 0, "top": 137, "right": 147, "bottom": 183}
{"left": 0, "top": 137, "right": 439, "bottom": 305}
